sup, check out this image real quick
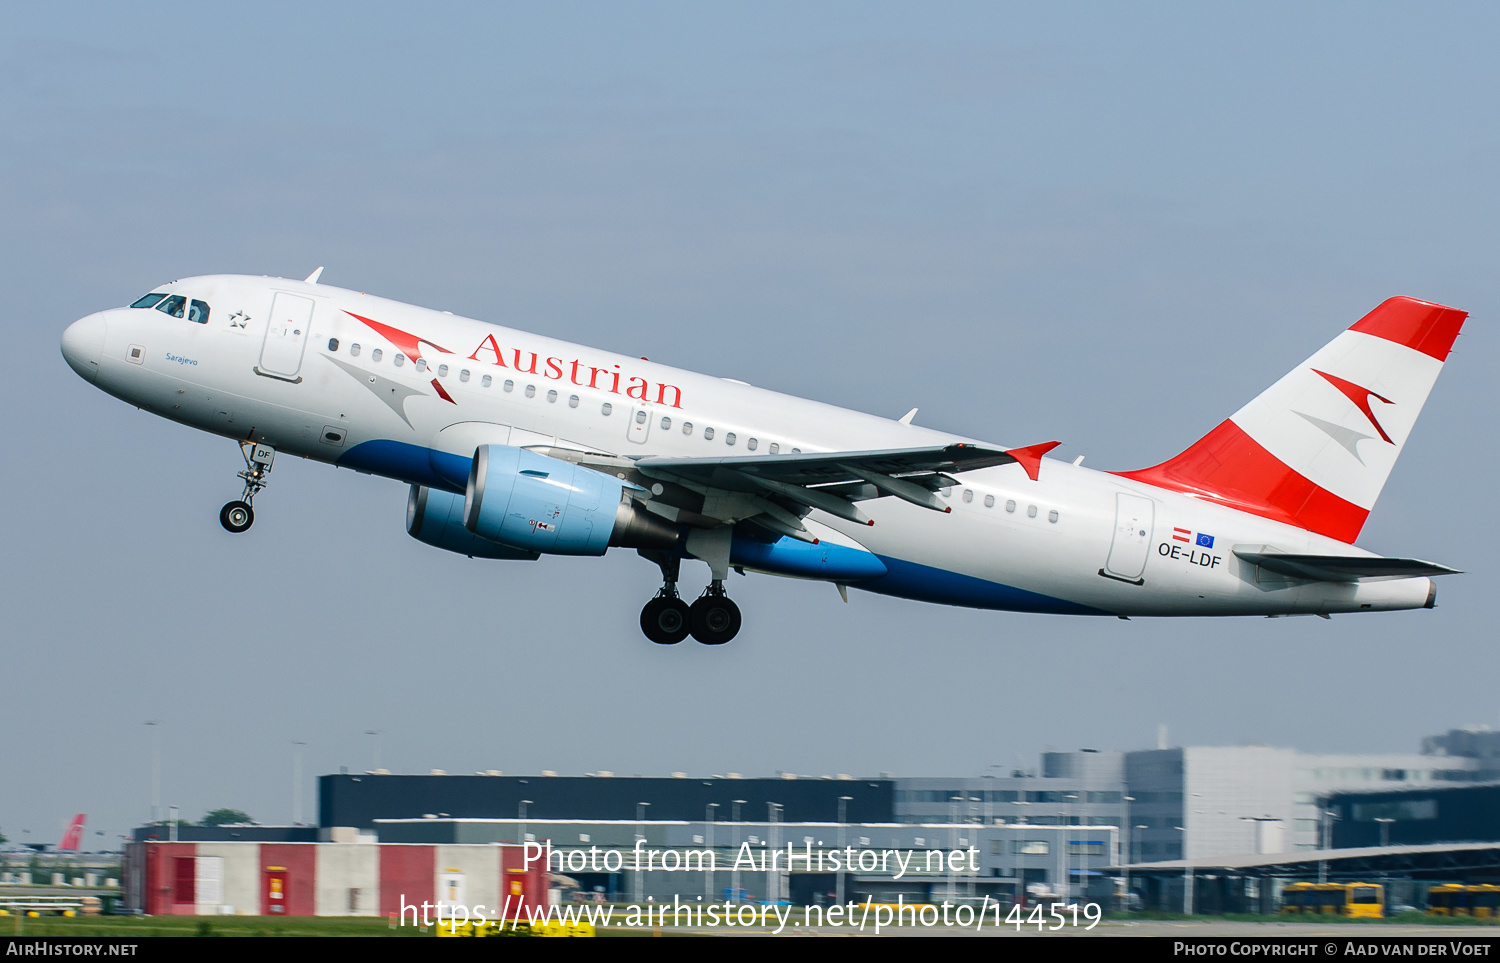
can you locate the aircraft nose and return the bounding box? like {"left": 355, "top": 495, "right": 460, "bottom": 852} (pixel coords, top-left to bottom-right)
{"left": 61, "top": 312, "right": 108, "bottom": 383}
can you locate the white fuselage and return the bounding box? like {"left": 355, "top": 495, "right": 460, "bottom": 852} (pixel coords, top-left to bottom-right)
{"left": 61, "top": 275, "right": 1435, "bottom": 617}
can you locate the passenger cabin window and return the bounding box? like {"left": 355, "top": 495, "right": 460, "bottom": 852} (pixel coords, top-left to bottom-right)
{"left": 154, "top": 295, "right": 186, "bottom": 319}
{"left": 547, "top": 389, "right": 557, "bottom": 403}
{"left": 460, "top": 369, "right": 471, "bottom": 383}
{"left": 187, "top": 299, "right": 210, "bottom": 324}
{"left": 328, "top": 338, "right": 339, "bottom": 352}
{"left": 1027, "top": 505, "right": 1038, "bottom": 518}
{"left": 601, "top": 402, "right": 612, "bottom": 415}
{"left": 962, "top": 489, "right": 973, "bottom": 503}
{"left": 660, "top": 416, "right": 671, "bottom": 430}
{"left": 1048, "top": 509, "right": 1059, "bottom": 523}
{"left": 524, "top": 384, "right": 535, "bottom": 398}
{"left": 725, "top": 432, "right": 736, "bottom": 446}
{"left": 481, "top": 374, "right": 492, "bottom": 387}
{"left": 568, "top": 394, "right": 578, "bottom": 407}
{"left": 504, "top": 379, "right": 514, "bottom": 392}
{"left": 350, "top": 343, "right": 361, "bottom": 357}
{"left": 415, "top": 359, "right": 427, "bottom": 372}
{"left": 747, "top": 438, "right": 757, "bottom": 451}
{"left": 635, "top": 410, "right": 647, "bottom": 424}
{"left": 703, "top": 427, "right": 715, "bottom": 440}
{"left": 984, "top": 494, "right": 995, "bottom": 508}
{"left": 682, "top": 422, "right": 693, "bottom": 435}
{"left": 438, "top": 364, "right": 449, "bottom": 377}
{"left": 769, "top": 442, "right": 779, "bottom": 454}
{"left": 1006, "top": 499, "right": 1016, "bottom": 513}
{"left": 131, "top": 293, "right": 166, "bottom": 309}
{"left": 371, "top": 348, "right": 383, "bottom": 362}
{"left": 393, "top": 353, "right": 405, "bottom": 367}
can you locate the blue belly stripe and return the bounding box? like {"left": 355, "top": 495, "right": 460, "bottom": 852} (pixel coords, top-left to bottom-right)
{"left": 338, "top": 439, "right": 470, "bottom": 493}
{"left": 863, "top": 555, "right": 1108, "bottom": 615}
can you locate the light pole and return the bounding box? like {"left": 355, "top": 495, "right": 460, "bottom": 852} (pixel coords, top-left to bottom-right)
{"left": 1374, "top": 817, "right": 1394, "bottom": 848}
{"left": 1175, "top": 826, "right": 1191, "bottom": 915}
{"left": 1063, "top": 793, "right": 1079, "bottom": 902}
{"left": 364, "top": 730, "right": 382, "bottom": 772}
{"left": 767, "top": 803, "right": 782, "bottom": 905}
{"left": 144, "top": 721, "right": 161, "bottom": 825}
{"left": 518, "top": 800, "right": 532, "bottom": 846}
{"left": 1129, "top": 825, "right": 1148, "bottom": 913}
{"left": 292, "top": 740, "right": 307, "bottom": 825}
{"left": 731, "top": 800, "right": 746, "bottom": 903}
{"left": 836, "top": 796, "right": 852, "bottom": 907}
{"left": 1121, "top": 795, "right": 1136, "bottom": 913}
{"left": 705, "top": 803, "right": 719, "bottom": 899}
{"left": 635, "top": 802, "right": 650, "bottom": 904}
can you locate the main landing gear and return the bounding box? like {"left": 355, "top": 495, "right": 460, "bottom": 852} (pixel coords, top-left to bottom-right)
{"left": 220, "top": 442, "right": 274, "bottom": 534}
{"left": 639, "top": 552, "right": 742, "bottom": 645}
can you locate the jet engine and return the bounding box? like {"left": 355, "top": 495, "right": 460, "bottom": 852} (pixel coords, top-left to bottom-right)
{"left": 464, "top": 444, "right": 680, "bottom": 555}
{"left": 407, "top": 485, "right": 540, "bottom": 560}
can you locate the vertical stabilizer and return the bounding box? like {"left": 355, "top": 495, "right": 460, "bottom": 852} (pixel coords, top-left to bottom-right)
{"left": 59, "top": 814, "right": 86, "bottom": 851}
{"left": 1117, "top": 297, "right": 1466, "bottom": 542}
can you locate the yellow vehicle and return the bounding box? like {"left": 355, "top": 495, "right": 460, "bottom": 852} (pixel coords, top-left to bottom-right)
{"left": 1427, "top": 884, "right": 1500, "bottom": 918}
{"left": 1281, "top": 882, "right": 1384, "bottom": 918}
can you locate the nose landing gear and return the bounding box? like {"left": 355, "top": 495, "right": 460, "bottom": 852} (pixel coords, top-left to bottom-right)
{"left": 220, "top": 442, "right": 274, "bottom": 534}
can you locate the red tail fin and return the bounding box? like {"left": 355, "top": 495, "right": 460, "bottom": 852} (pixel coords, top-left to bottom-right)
{"left": 59, "top": 814, "right": 86, "bottom": 851}
{"left": 1116, "top": 297, "right": 1465, "bottom": 542}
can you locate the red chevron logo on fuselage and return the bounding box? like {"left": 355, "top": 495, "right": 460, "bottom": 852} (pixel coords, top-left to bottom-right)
{"left": 346, "top": 311, "right": 454, "bottom": 364}
{"left": 1312, "top": 369, "right": 1394, "bottom": 444}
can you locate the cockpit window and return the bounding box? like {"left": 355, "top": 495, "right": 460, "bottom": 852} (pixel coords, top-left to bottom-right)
{"left": 154, "top": 295, "right": 186, "bottom": 319}
{"left": 131, "top": 293, "right": 167, "bottom": 309}
{"left": 188, "top": 299, "right": 210, "bottom": 324}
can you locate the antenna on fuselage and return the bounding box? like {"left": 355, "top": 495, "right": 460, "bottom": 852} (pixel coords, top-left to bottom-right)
{"left": 304, "top": 266, "right": 325, "bottom": 284}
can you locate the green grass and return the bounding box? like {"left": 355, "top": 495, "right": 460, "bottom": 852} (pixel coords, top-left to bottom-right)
{"left": 6, "top": 915, "right": 428, "bottom": 937}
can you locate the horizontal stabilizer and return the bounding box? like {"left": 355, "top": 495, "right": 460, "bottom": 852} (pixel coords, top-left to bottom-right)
{"left": 1232, "top": 550, "right": 1460, "bottom": 582}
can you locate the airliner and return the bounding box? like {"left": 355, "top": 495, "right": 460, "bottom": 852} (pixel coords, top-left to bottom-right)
{"left": 60, "top": 272, "right": 1464, "bottom": 644}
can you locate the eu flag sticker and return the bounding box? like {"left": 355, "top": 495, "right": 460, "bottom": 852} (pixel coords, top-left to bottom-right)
{"left": 1196, "top": 533, "right": 1215, "bottom": 549}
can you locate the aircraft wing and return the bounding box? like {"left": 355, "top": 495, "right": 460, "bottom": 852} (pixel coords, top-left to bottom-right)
{"left": 527, "top": 441, "right": 1059, "bottom": 543}
{"left": 1232, "top": 550, "right": 1461, "bottom": 582}
{"left": 635, "top": 442, "right": 1058, "bottom": 531}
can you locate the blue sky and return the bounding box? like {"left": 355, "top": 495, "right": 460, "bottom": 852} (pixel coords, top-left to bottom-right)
{"left": 3, "top": 2, "right": 1497, "bottom": 845}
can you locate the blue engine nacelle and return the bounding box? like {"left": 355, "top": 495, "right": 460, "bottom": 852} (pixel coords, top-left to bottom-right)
{"left": 407, "top": 485, "right": 540, "bottom": 560}
{"left": 463, "top": 445, "right": 680, "bottom": 556}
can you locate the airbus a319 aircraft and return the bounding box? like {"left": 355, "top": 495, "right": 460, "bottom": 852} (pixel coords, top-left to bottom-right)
{"left": 60, "top": 273, "right": 1464, "bottom": 644}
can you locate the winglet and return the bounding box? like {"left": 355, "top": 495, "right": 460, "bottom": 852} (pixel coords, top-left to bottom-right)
{"left": 898, "top": 408, "right": 918, "bottom": 425}
{"left": 1006, "top": 441, "right": 1061, "bottom": 481}
{"left": 304, "top": 266, "right": 325, "bottom": 284}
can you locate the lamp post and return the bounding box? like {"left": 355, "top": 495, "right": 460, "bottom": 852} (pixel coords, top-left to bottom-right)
{"left": 518, "top": 800, "right": 532, "bottom": 846}
{"left": 635, "top": 802, "right": 650, "bottom": 903}
{"left": 364, "top": 729, "right": 382, "bottom": 772}
{"left": 731, "top": 800, "right": 746, "bottom": 903}
{"left": 1011, "top": 799, "right": 1031, "bottom": 906}
{"left": 1175, "top": 826, "right": 1191, "bottom": 915}
{"left": 1063, "top": 793, "right": 1079, "bottom": 902}
{"left": 836, "top": 796, "right": 852, "bottom": 906}
{"left": 1374, "top": 817, "right": 1394, "bottom": 848}
{"left": 705, "top": 803, "right": 719, "bottom": 898}
{"left": 144, "top": 721, "right": 161, "bottom": 826}
{"left": 291, "top": 740, "right": 307, "bottom": 825}
{"left": 767, "top": 803, "right": 783, "bottom": 904}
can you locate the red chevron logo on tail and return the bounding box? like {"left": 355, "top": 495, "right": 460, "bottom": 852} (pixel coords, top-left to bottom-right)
{"left": 1312, "top": 369, "right": 1395, "bottom": 444}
